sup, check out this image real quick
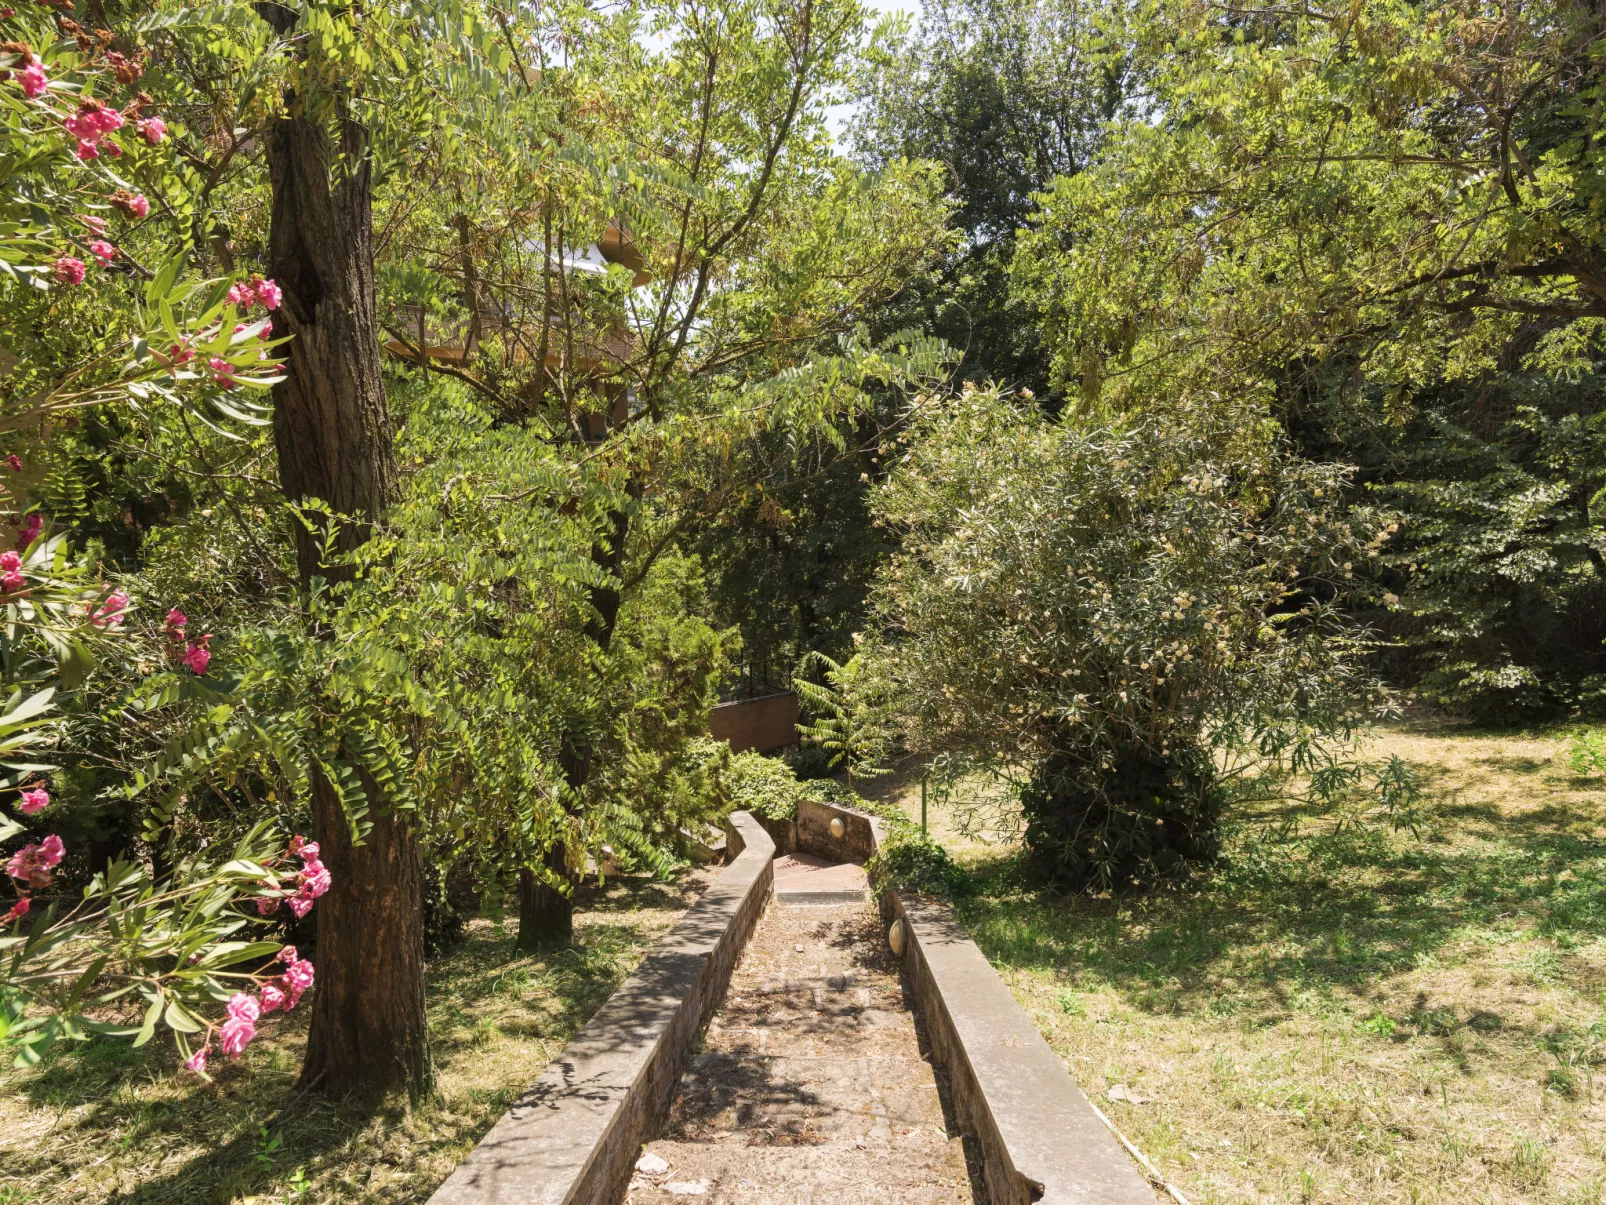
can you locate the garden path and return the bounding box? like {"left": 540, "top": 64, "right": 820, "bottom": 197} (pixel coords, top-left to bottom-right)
{"left": 623, "top": 857, "right": 977, "bottom": 1205}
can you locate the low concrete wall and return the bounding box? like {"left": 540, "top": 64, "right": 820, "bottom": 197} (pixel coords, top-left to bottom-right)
{"left": 799, "top": 798, "right": 1155, "bottom": 1205}
{"left": 708, "top": 691, "right": 799, "bottom": 753}
{"left": 427, "top": 813, "right": 776, "bottom": 1205}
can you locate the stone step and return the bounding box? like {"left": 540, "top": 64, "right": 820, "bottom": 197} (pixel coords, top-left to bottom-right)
{"left": 626, "top": 1138, "right": 974, "bottom": 1205}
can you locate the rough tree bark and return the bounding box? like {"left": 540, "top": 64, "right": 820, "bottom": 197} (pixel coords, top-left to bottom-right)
{"left": 263, "top": 77, "right": 432, "bottom": 1098}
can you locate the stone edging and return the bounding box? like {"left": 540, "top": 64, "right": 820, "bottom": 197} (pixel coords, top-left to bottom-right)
{"left": 427, "top": 811, "right": 776, "bottom": 1205}
{"left": 798, "top": 797, "right": 1156, "bottom": 1205}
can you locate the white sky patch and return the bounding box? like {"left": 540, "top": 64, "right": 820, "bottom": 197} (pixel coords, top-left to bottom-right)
{"left": 826, "top": 0, "right": 922, "bottom": 146}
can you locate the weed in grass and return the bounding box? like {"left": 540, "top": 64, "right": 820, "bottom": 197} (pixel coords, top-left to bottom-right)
{"left": 1057, "top": 990, "right": 1086, "bottom": 1016}
{"left": 1511, "top": 1133, "right": 1549, "bottom": 1187}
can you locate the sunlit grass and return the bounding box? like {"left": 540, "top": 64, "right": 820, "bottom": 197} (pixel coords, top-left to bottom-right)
{"left": 0, "top": 870, "right": 712, "bottom": 1204}
{"left": 882, "top": 719, "right": 1606, "bottom": 1204}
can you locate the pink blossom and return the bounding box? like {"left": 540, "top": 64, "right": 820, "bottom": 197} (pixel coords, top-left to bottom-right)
{"left": 91, "top": 589, "right": 128, "bottom": 628}
{"left": 74, "top": 138, "right": 99, "bottom": 161}
{"left": 17, "top": 62, "right": 46, "bottom": 100}
{"left": 225, "top": 992, "right": 260, "bottom": 1024}
{"left": 103, "top": 141, "right": 122, "bottom": 159}
{"left": 255, "top": 279, "right": 282, "bottom": 311}
{"left": 183, "top": 640, "right": 210, "bottom": 675}
{"left": 2, "top": 571, "right": 23, "bottom": 593}
{"left": 1, "top": 552, "right": 19, "bottom": 573}
{"left": 6, "top": 835, "right": 64, "bottom": 890}
{"left": 137, "top": 116, "right": 166, "bottom": 144}
{"left": 286, "top": 892, "right": 314, "bottom": 919}
{"left": 18, "top": 787, "right": 48, "bottom": 815}
{"left": 184, "top": 1046, "right": 209, "bottom": 1074}
{"left": 287, "top": 837, "right": 315, "bottom": 859}
{"left": 297, "top": 864, "right": 331, "bottom": 901}
{"left": 1, "top": 897, "right": 29, "bottom": 925}
{"left": 5, "top": 456, "right": 20, "bottom": 473}
{"left": 165, "top": 608, "right": 187, "bottom": 629}
{"left": 168, "top": 341, "right": 195, "bottom": 366}
{"left": 282, "top": 958, "right": 315, "bottom": 1009}
{"left": 277, "top": 944, "right": 298, "bottom": 964}
{"left": 255, "top": 893, "right": 279, "bottom": 916}
{"left": 88, "top": 240, "right": 117, "bottom": 266}
{"left": 125, "top": 194, "right": 149, "bottom": 219}
{"left": 259, "top": 984, "right": 285, "bottom": 1013}
{"left": 226, "top": 282, "right": 253, "bottom": 308}
{"left": 218, "top": 1014, "right": 256, "bottom": 1057}
{"left": 90, "top": 106, "right": 123, "bottom": 134}
{"left": 78, "top": 216, "right": 107, "bottom": 235}
{"left": 17, "top": 513, "right": 41, "bottom": 550}
{"left": 208, "top": 357, "right": 239, "bottom": 390}
{"left": 53, "top": 257, "right": 86, "bottom": 285}
{"left": 63, "top": 113, "right": 97, "bottom": 142}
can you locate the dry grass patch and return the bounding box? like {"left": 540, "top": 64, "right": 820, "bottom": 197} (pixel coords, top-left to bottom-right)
{"left": 0, "top": 868, "right": 714, "bottom": 1204}
{"left": 885, "top": 720, "right": 1606, "bottom": 1204}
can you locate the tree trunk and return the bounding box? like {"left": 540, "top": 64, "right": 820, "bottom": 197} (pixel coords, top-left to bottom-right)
{"left": 515, "top": 496, "right": 635, "bottom": 943}
{"left": 263, "top": 81, "right": 431, "bottom": 1099}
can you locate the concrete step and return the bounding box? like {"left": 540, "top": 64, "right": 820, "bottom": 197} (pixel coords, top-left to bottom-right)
{"left": 626, "top": 1138, "right": 974, "bottom": 1204}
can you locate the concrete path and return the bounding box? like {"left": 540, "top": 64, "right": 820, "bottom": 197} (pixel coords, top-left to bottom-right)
{"left": 624, "top": 860, "right": 978, "bottom": 1204}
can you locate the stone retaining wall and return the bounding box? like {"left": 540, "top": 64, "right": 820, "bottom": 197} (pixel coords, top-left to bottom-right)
{"left": 427, "top": 812, "right": 776, "bottom": 1205}
{"left": 799, "top": 799, "right": 1156, "bottom": 1205}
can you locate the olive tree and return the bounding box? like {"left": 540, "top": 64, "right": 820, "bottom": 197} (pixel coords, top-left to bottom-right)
{"left": 867, "top": 387, "right": 1383, "bottom": 888}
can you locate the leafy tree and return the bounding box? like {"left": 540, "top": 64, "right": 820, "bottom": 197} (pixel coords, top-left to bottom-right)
{"left": 792, "top": 649, "right": 891, "bottom": 789}
{"left": 865, "top": 386, "right": 1380, "bottom": 888}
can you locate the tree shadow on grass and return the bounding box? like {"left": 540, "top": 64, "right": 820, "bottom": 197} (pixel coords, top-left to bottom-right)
{"left": 2, "top": 879, "right": 708, "bottom": 1205}
{"left": 955, "top": 791, "right": 1606, "bottom": 1027}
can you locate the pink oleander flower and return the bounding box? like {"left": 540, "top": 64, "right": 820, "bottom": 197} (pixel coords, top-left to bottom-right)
{"left": 165, "top": 607, "right": 187, "bottom": 628}
{"left": 226, "top": 282, "right": 253, "bottom": 307}
{"left": 63, "top": 114, "right": 96, "bottom": 142}
{"left": 74, "top": 138, "right": 99, "bottom": 161}
{"left": 256, "top": 894, "right": 279, "bottom": 916}
{"left": 183, "top": 640, "right": 210, "bottom": 675}
{"left": 18, "top": 786, "right": 48, "bottom": 815}
{"left": 6, "top": 835, "right": 64, "bottom": 890}
{"left": 278, "top": 945, "right": 298, "bottom": 964}
{"left": 127, "top": 194, "right": 149, "bottom": 218}
{"left": 5, "top": 455, "right": 20, "bottom": 473}
{"left": 286, "top": 892, "right": 314, "bottom": 919}
{"left": 1, "top": 552, "right": 20, "bottom": 573}
{"left": 287, "top": 837, "right": 315, "bottom": 859}
{"left": 18, "top": 62, "right": 46, "bottom": 99}
{"left": 17, "top": 514, "right": 41, "bottom": 550}
{"left": 226, "top": 992, "right": 260, "bottom": 1024}
{"left": 90, "top": 105, "right": 123, "bottom": 134}
{"left": 282, "top": 958, "right": 315, "bottom": 1009}
{"left": 255, "top": 278, "right": 281, "bottom": 311}
{"left": 208, "top": 356, "right": 239, "bottom": 390}
{"left": 168, "top": 341, "right": 195, "bottom": 367}
{"left": 53, "top": 257, "right": 86, "bottom": 285}
{"left": 91, "top": 589, "right": 128, "bottom": 628}
{"left": 297, "top": 864, "right": 331, "bottom": 901}
{"left": 137, "top": 116, "right": 166, "bottom": 144}
{"left": 184, "top": 1046, "right": 209, "bottom": 1074}
{"left": 1, "top": 897, "right": 29, "bottom": 925}
{"left": 103, "top": 140, "right": 122, "bottom": 158}
{"left": 78, "top": 215, "right": 107, "bottom": 235}
{"left": 88, "top": 239, "right": 117, "bottom": 266}
{"left": 259, "top": 984, "right": 285, "bottom": 1013}
{"left": 3, "top": 571, "right": 23, "bottom": 593}
{"left": 218, "top": 1014, "right": 256, "bottom": 1057}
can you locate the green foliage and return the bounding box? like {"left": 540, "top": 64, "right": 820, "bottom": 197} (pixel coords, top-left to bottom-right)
{"left": 792, "top": 650, "right": 892, "bottom": 789}
{"left": 865, "top": 827, "right": 966, "bottom": 898}
{"left": 866, "top": 386, "right": 1381, "bottom": 889}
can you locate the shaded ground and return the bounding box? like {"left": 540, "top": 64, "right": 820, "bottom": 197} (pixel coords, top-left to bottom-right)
{"left": 877, "top": 720, "right": 1606, "bottom": 1205}
{"left": 0, "top": 868, "right": 715, "bottom": 1204}
{"left": 627, "top": 893, "right": 977, "bottom": 1204}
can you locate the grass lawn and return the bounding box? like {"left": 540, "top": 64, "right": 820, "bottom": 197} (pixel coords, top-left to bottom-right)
{"left": 0, "top": 867, "right": 714, "bottom": 1204}
{"left": 880, "top": 719, "right": 1606, "bottom": 1205}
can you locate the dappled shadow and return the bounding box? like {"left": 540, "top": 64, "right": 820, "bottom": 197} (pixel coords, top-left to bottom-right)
{"left": 956, "top": 785, "right": 1606, "bottom": 1028}
{"left": 0, "top": 872, "right": 716, "bottom": 1205}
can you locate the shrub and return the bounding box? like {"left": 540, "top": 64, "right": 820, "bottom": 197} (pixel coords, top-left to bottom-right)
{"left": 866, "top": 829, "right": 967, "bottom": 897}
{"left": 866, "top": 388, "right": 1381, "bottom": 890}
